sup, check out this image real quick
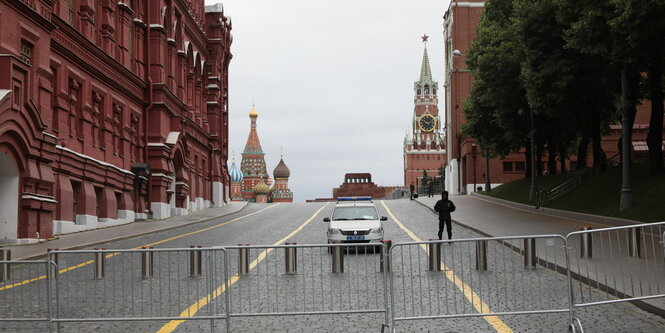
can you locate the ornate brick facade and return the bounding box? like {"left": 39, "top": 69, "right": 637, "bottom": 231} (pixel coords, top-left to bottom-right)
{"left": 0, "top": 0, "right": 232, "bottom": 241}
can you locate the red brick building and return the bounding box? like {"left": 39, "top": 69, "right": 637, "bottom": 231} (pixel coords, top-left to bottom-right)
{"left": 0, "top": 0, "right": 232, "bottom": 241}
{"left": 333, "top": 173, "right": 399, "bottom": 199}
{"left": 442, "top": 0, "right": 660, "bottom": 194}
{"left": 404, "top": 36, "right": 446, "bottom": 189}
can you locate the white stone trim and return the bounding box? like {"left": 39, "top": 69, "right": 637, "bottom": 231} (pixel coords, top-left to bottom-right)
{"left": 117, "top": 210, "right": 135, "bottom": 222}
{"left": 42, "top": 131, "right": 59, "bottom": 140}
{"left": 151, "top": 202, "right": 171, "bottom": 219}
{"left": 212, "top": 182, "right": 223, "bottom": 207}
{"left": 56, "top": 145, "right": 134, "bottom": 175}
{"left": 21, "top": 194, "right": 57, "bottom": 203}
{"left": 152, "top": 173, "right": 174, "bottom": 180}
{"left": 451, "top": 2, "right": 485, "bottom": 8}
{"left": 147, "top": 143, "right": 169, "bottom": 148}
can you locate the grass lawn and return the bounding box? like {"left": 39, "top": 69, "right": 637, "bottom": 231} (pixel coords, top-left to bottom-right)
{"left": 480, "top": 163, "right": 665, "bottom": 222}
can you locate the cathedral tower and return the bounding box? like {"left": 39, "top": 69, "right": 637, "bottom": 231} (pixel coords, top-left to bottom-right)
{"left": 403, "top": 35, "right": 446, "bottom": 190}
{"left": 270, "top": 155, "right": 294, "bottom": 202}
{"left": 240, "top": 105, "right": 269, "bottom": 202}
{"left": 229, "top": 154, "right": 244, "bottom": 201}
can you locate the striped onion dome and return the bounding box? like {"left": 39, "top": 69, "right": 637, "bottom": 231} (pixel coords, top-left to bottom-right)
{"left": 229, "top": 161, "right": 243, "bottom": 183}
{"left": 273, "top": 158, "right": 290, "bottom": 179}
{"left": 254, "top": 179, "right": 270, "bottom": 194}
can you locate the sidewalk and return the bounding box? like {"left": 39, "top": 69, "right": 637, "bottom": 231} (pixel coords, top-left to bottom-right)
{"left": 2, "top": 202, "right": 247, "bottom": 260}
{"left": 415, "top": 194, "right": 665, "bottom": 318}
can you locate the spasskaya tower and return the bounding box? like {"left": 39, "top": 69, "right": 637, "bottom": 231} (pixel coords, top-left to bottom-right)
{"left": 403, "top": 35, "right": 446, "bottom": 189}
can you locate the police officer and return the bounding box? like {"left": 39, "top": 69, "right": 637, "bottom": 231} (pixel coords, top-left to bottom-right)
{"left": 434, "top": 191, "right": 456, "bottom": 240}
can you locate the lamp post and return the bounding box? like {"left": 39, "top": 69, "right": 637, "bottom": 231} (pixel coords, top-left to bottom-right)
{"left": 529, "top": 108, "right": 537, "bottom": 200}
{"left": 452, "top": 49, "right": 465, "bottom": 195}
{"left": 619, "top": 62, "right": 632, "bottom": 210}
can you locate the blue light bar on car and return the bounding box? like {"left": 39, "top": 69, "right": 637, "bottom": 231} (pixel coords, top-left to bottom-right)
{"left": 336, "top": 196, "right": 372, "bottom": 201}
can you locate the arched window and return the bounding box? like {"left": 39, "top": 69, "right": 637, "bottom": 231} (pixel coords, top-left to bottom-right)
{"left": 424, "top": 86, "right": 430, "bottom": 95}
{"left": 433, "top": 88, "right": 436, "bottom": 96}
{"left": 417, "top": 88, "right": 421, "bottom": 96}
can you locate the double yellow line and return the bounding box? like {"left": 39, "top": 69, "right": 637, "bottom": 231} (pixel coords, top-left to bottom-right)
{"left": 156, "top": 203, "right": 329, "bottom": 333}
{"left": 0, "top": 204, "right": 280, "bottom": 292}
{"left": 380, "top": 200, "right": 513, "bottom": 333}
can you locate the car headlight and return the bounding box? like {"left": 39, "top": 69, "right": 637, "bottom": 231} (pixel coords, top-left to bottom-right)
{"left": 329, "top": 228, "right": 341, "bottom": 235}
{"left": 370, "top": 227, "right": 383, "bottom": 234}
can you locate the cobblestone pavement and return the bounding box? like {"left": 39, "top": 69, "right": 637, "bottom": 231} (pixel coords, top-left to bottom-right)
{"left": 1, "top": 200, "right": 664, "bottom": 332}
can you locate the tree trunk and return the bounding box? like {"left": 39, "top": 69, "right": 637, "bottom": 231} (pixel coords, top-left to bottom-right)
{"left": 547, "top": 142, "right": 557, "bottom": 175}
{"left": 591, "top": 107, "right": 602, "bottom": 171}
{"left": 577, "top": 131, "right": 590, "bottom": 169}
{"left": 559, "top": 143, "right": 567, "bottom": 174}
{"left": 647, "top": 56, "right": 664, "bottom": 175}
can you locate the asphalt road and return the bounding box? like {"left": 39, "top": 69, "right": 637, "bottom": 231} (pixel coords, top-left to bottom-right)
{"left": 1, "top": 199, "right": 664, "bottom": 332}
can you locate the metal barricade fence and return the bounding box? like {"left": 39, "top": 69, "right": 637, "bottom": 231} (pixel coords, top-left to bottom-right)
{"left": 565, "top": 222, "right": 665, "bottom": 310}
{"left": 387, "top": 235, "right": 578, "bottom": 331}
{"left": 222, "top": 243, "right": 389, "bottom": 325}
{"left": 0, "top": 259, "right": 54, "bottom": 332}
{"left": 49, "top": 247, "right": 229, "bottom": 332}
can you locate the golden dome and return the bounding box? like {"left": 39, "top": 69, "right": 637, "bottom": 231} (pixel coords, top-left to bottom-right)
{"left": 249, "top": 104, "right": 258, "bottom": 117}
{"left": 254, "top": 179, "right": 270, "bottom": 194}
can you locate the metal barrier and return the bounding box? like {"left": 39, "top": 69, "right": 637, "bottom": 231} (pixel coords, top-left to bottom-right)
{"left": 565, "top": 222, "right": 665, "bottom": 310}
{"left": 49, "top": 247, "right": 229, "bottom": 332}
{"left": 387, "top": 235, "right": 577, "bottom": 331}
{"left": 0, "top": 259, "right": 54, "bottom": 332}
{"left": 3, "top": 222, "right": 665, "bottom": 332}
{"left": 222, "top": 243, "right": 389, "bottom": 327}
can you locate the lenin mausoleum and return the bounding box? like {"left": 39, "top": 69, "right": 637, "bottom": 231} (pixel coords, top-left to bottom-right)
{"left": 0, "top": 0, "right": 232, "bottom": 242}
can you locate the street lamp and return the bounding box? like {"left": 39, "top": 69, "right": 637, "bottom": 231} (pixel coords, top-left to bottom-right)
{"left": 452, "top": 49, "right": 465, "bottom": 194}
{"left": 485, "top": 146, "right": 491, "bottom": 192}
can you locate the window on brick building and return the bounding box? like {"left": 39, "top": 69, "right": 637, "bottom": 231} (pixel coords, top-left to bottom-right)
{"left": 51, "top": 66, "right": 59, "bottom": 131}
{"left": 19, "top": 40, "right": 32, "bottom": 65}
{"left": 515, "top": 161, "right": 526, "bottom": 172}
{"left": 95, "top": 187, "right": 102, "bottom": 217}
{"left": 71, "top": 181, "right": 80, "bottom": 222}
{"left": 503, "top": 162, "right": 513, "bottom": 172}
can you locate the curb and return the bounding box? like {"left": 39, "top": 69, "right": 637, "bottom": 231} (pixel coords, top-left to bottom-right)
{"left": 20, "top": 202, "right": 249, "bottom": 260}
{"left": 470, "top": 192, "right": 645, "bottom": 227}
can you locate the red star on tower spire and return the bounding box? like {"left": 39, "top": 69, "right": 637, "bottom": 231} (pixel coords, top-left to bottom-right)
{"left": 421, "top": 34, "right": 429, "bottom": 43}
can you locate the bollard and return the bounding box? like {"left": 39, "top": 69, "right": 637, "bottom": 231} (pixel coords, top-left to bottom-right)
{"left": 524, "top": 238, "right": 537, "bottom": 268}
{"left": 476, "top": 240, "right": 488, "bottom": 271}
{"left": 190, "top": 245, "right": 202, "bottom": 277}
{"left": 238, "top": 244, "right": 249, "bottom": 276}
{"left": 628, "top": 228, "right": 642, "bottom": 258}
{"left": 48, "top": 249, "right": 59, "bottom": 279}
{"left": 580, "top": 227, "right": 593, "bottom": 258}
{"left": 94, "top": 248, "right": 105, "bottom": 280}
{"left": 427, "top": 240, "right": 441, "bottom": 272}
{"left": 142, "top": 246, "right": 154, "bottom": 279}
{"left": 285, "top": 242, "right": 297, "bottom": 275}
{"left": 379, "top": 240, "right": 392, "bottom": 273}
{"left": 0, "top": 249, "right": 10, "bottom": 282}
{"left": 331, "top": 246, "right": 344, "bottom": 273}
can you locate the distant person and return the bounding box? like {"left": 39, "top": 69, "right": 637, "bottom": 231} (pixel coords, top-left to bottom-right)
{"left": 428, "top": 182, "right": 434, "bottom": 197}
{"left": 434, "top": 191, "right": 456, "bottom": 240}
{"left": 409, "top": 183, "right": 415, "bottom": 200}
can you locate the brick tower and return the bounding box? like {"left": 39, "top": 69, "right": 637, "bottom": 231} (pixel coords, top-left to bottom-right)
{"left": 240, "top": 105, "right": 268, "bottom": 202}
{"left": 403, "top": 35, "right": 446, "bottom": 190}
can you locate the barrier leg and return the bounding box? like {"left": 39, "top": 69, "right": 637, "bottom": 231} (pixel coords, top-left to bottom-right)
{"left": 285, "top": 242, "right": 297, "bottom": 275}
{"left": 628, "top": 228, "right": 642, "bottom": 258}
{"left": 524, "top": 238, "right": 537, "bottom": 268}
{"left": 190, "top": 245, "right": 202, "bottom": 277}
{"left": 428, "top": 240, "right": 441, "bottom": 271}
{"left": 94, "top": 248, "right": 105, "bottom": 280}
{"left": 380, "top": 240, "right": 392, "bottom": 273}
{"left": 332, "top": 246, "right": 344, "bottom": 273}
{"left": 142, "top": 246, "right": 154, "bottom": 279}
{"left": 476, "top": 240, "right": 488, "bottom": 271}
{"left": 580, "top": 227, "right": 593, "bottom": 258}
{"left": 238, "top": 244, "right": 249, "bottom": 276}
{"left": 0, "top": 249, "right": 10, "bottom": 281}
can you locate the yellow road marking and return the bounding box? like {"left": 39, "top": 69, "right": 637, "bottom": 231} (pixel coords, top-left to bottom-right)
{"left": 380, "top": 200, "right": 513, "bottom": 333}
{"left": 0, "top": 204, "right": 280, "bottom": 292}
{"left": 156, "top": 203, "right": 330, "bottom": 333}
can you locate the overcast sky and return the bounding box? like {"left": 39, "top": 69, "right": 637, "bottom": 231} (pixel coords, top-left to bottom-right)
{"left": 205, "top": 0, "right": 452, "bottom": 202}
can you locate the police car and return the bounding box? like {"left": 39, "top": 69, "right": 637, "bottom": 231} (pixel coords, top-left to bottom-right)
{"left": 323, "top": 197, "right": 386, "bottom": 244}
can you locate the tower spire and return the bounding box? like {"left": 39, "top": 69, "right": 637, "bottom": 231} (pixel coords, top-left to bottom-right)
{"left": 419, "top": 34, "right": 433, "bottom": 83}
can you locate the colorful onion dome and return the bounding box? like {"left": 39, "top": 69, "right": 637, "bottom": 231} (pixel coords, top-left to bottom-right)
{"left": 273, "top": 158, "right": 291, "bottom": 179}
{"left": 230, "top": 161, "right": 243, "bottom": 183}
{"left": 249, "top": 104, "right": 258, "bottom": 118}
{"left": 254, "top": 179, "right": 270, "bottom": 194}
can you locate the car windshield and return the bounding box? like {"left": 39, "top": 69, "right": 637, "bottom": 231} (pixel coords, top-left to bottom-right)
{"left": 332, "top": 206, "right": 378, "bottom": 220}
